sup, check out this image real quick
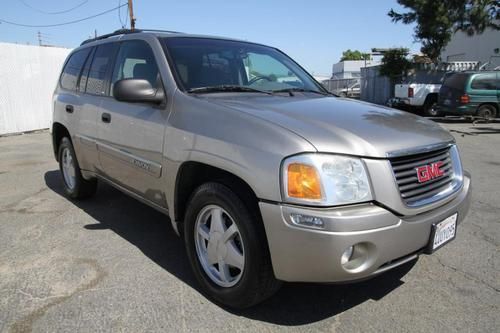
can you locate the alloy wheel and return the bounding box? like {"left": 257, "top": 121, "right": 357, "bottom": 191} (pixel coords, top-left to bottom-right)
{"left": 194, "top": 205, "right": 245, "bottom": 287}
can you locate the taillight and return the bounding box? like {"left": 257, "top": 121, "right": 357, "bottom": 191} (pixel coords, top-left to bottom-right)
{"left": 460, "top": 94, "right": 470, "bottom": 104}
{"left": 408, "top": 87, "right": 414, "bottom": 98}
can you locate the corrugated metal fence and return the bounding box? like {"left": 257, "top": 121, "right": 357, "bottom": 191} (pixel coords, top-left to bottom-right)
{"left": 0, "top": 43, "right": 71, "bottom": 135}
{"left": 360, "top": 66, "right": 392, "bottom": 105}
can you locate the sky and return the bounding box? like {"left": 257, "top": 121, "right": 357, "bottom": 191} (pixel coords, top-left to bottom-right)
{"left": 0, "top": 0, "right": 421, "bottom": 75}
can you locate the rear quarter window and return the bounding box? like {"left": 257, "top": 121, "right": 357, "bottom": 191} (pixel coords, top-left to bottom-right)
{"left": 60, "top": 48, "right": 91, "bottom": 91}
{"left": 443, "top": 73, "right": 468, "bottom": 91}
{"left": 470, "top": 73, "right": 497, "bottom": 90}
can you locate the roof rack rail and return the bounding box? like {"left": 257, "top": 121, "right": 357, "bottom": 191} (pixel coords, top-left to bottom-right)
{"left": 80, "top": 28, "right": 183, "bottom": 46}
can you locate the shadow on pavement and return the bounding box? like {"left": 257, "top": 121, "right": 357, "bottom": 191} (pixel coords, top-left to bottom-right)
{"left": 44, "top": 169, "right": 416, "bottom": 326}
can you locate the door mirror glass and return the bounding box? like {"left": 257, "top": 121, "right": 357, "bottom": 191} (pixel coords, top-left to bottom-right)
{"left": 113, "top": 79, "right": 164, "bottom": 104}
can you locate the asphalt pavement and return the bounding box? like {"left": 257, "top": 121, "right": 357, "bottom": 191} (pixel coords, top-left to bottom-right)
{"left": 0, "top": 120, "right": 498, "bottom": 332}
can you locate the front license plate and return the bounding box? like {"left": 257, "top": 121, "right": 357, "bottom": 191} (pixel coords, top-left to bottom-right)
{"left": 427, "top": 213, "right": 457, "bottom": 253}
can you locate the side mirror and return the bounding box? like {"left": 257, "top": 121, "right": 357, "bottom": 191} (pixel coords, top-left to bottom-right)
{"left": 113, "top": 79, "right": 164, "bottom": 104}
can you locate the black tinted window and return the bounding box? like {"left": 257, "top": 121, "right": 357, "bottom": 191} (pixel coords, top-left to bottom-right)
{"left": 86, "top": 43, "right": 117, "bottom": 95}
{"left": 60, "top": 48, "right": 91, "bottom": 91}
{"left": 78, "top": 47, "right": 96, "bottom": 92}
{"left": 443, "top": 73, "right": 468, "bottom": 90}
{"left": 471, "top": 74, "right": 497, "bottom": 90}
{"left": 111, "top": 40, "right": 160, "bottom": 92}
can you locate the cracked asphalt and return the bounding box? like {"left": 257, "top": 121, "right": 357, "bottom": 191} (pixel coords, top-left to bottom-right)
{"left": 0, "top": 120, "right": 499, "bottom": 332}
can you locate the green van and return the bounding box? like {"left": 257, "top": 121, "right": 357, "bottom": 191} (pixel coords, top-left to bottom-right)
{"left": 438, "top": 71, "right": 499, "bottom": 119}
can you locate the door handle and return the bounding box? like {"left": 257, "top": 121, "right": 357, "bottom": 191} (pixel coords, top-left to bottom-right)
{"left": 101, "top": 113, "right": 111, "bottom": 123}
{"left": 65, "top": 105, "right": 74, "bottom": 113}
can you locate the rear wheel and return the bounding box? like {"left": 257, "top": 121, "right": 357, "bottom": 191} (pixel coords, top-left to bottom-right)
{"left": 477, "top": 104, "right": 497, "bottom": 120}
{"left": 184, "top": 182, "right": 280, "bottom": 308}
{"left": 58, "top": 137, "right": 97, "bottom": 199}
{"left": 423, "top": 99, "right": 440, "bottom": 117}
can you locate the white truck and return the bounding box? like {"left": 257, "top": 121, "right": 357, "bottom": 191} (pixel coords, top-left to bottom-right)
{"left": 390, "top": 63, "right": 479, "bottom": 116}
{"left": 392, "top": 83, "right": 441, "bottom": 116}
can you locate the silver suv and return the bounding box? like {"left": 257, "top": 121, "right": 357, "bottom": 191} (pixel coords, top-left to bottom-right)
{"left": 51, "top": 29, "right": 471, "bottom": 308}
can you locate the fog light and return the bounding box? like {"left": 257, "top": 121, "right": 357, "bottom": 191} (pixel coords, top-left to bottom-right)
{"left": 341, "top": 246, "right": 354, "bottom": 265}
{"left": 290, "top": 213, "right": 324, "bottom": 229}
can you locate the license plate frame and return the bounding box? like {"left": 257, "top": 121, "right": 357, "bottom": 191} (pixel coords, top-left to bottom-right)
{"left": 425, "top": 213, "right": 458, "bottom": 254}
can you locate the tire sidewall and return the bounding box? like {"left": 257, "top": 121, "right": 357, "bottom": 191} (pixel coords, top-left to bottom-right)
{"left": 58, "top": 137, "right": 82, "bottom": 199}
{"left": 425, "top": 100, "right": 439, "bottom": 116}
{"left": 184, "top": 183, "right": 266, "bottom": 308}
{"left": 478, "top": 105, "right": 497, "bottom": 120}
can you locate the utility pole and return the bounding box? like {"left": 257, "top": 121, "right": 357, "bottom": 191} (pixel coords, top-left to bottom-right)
{"left": 37, "top": 31, "right": 42, "bottom": 46}
{"left": 128, "top": 0, "right": 136, "bottom": 30}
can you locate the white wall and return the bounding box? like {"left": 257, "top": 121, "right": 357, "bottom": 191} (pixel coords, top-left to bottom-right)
{"left": 0, "top": 43, "right": 72, "bottom": 135}
{"left": 440, "top": 28, "right": 500, "bottom": 65}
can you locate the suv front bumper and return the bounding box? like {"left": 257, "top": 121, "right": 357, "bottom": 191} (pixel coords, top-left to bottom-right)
{"left": 260, "top": 172, "right": 471, "bottom": 283}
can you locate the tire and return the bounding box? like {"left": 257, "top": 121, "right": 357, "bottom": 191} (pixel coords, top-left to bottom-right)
{"left": 477, "top": 104, "right": 497, "bottom": 120}
{"left": 423, "top": 99, "right": 440, "bottom": 117}
{"left": 58, "top": 137, "right": 97, "bottom": 199}
{"left": 184, "top": 182, "right": 280, "bottom": 308}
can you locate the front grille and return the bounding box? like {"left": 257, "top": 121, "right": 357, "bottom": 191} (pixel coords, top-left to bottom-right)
{"left": 390, "top": 147, "right": 454, "bottom": 206}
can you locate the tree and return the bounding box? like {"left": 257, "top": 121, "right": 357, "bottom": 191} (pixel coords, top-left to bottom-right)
{"left": 388, "top": 0, "right": 500, "bottom": 61}
{"left": 340, "top": 49, "right": 371, "bottom": 61}
{"left": 379, "top": 48, "right": 413, "bottom": 83}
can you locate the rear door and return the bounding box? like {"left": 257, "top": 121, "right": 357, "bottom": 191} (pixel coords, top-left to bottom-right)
{"left": 439, "top": 73, "right": 468, "bottom": 109}
{"left": 55, "top": 47, "right": 94, "bottom": 170}
{"left": 469, "top": 73, "right": 497, "bottom": 107}
{"left": 78, "top": 43, "right": 118, "bottom": 172}
{"left": 96, "top": 39, "right": 168, "bottom": 207}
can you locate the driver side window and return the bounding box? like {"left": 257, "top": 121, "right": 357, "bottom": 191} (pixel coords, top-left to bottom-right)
{"left": 111, "top": 40, "right": 160, "bottom": 94}
{"left": 245, "top": 53, "right": 302, "bottom": 87}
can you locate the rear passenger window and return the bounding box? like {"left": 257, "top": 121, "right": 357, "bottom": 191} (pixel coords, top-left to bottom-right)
{"left": 78, "top": 47, "right": 96, "bottom": 93}
{"left": 86, "top": 43, "right": 118, "bottom": 95}
{"left": 111, "top": 40, "right": 160, "bottom": 93}
{"left": 443, "top": 73, "right": 468, "bottom": 90}
{"left": 60, "top": 48, "right": 91, "bottom": 91}
{"left": 471, "top": 74, "right": 497, "bottom": 90}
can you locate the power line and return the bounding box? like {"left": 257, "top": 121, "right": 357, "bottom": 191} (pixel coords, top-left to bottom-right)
{"left": 0, "top": 3, "right": 128, "bottom": 28}
{"left": 118, "top": 0, "right": 125, "bottom": 28}
{"left": 17, "top": 0, "right": 89, "bottom": 15}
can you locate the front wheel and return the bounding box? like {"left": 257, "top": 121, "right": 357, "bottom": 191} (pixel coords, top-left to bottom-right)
{"left": 184, "top": 182, "right": 280, "bottom": 308}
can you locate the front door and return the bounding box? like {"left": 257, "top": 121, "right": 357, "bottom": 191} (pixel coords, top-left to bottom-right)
{"left": 96, "top": 39, "right": 167, "bottom": 207}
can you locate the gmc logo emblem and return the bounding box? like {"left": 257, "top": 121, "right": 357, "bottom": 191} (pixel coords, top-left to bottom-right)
{"left": 416, "top": 161, "right": 445, "bottom": 183}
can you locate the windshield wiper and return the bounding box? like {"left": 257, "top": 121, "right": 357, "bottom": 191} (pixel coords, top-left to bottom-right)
{"left": 187, "top": 85, "right": 272, "bottom": 95}
{"left": 271, "top": 88, "right": 329, "bottom": 96}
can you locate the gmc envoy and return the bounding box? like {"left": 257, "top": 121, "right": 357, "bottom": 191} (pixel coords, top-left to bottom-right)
{"left": 51, "top": 29, "right": 471, "bottom": 308}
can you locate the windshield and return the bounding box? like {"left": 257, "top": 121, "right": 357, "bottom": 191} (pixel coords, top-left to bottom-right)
{"left": 162, "top": 37, "right": 324, "bottom": 93}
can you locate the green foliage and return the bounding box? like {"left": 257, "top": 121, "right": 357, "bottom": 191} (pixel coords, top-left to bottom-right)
{"left": 340, "top": 49, "right": 371, "bottom": 61}
{"left": 388, "top": 0, "right": 500, "bottom": 61}
{"left": 379, "top": 48, "right": 413, "bottom": 82}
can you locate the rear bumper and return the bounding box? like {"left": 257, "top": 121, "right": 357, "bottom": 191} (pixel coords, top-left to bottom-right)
{"left": 260, "top": 172, "right": 471, "bottom": 283}
{"left": 438, "top": 104, "right": 475, "bottom": 115}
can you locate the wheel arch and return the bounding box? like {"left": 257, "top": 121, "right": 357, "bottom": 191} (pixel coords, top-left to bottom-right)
{"left": 174, "top": 161, "right": 263, "bottom": 232}
{"left": 423, "top": 92, "right": 438, "bottom": 106}
{"left": 52, "top": 122, "right": 71, "bottom": 162}
{"left": 476, "top": 102, "right": 499, "bottom": 114}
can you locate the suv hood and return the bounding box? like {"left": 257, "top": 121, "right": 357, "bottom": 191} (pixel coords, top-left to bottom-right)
{"left": 205, "top": 95, "right": 454, "bottom": 158}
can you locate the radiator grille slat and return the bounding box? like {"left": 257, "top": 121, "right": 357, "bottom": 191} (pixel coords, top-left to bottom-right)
{"left": 390, "top": 147, "right": 455, "bottom": 206}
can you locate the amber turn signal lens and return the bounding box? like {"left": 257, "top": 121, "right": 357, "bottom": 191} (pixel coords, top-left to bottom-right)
{"left": 287, "top": 163, "right": 322, "bottom": 199}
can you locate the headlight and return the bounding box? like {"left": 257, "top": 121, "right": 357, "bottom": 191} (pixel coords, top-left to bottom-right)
{"left": 282, "top": 154, "right": 373, "bottom": 206}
